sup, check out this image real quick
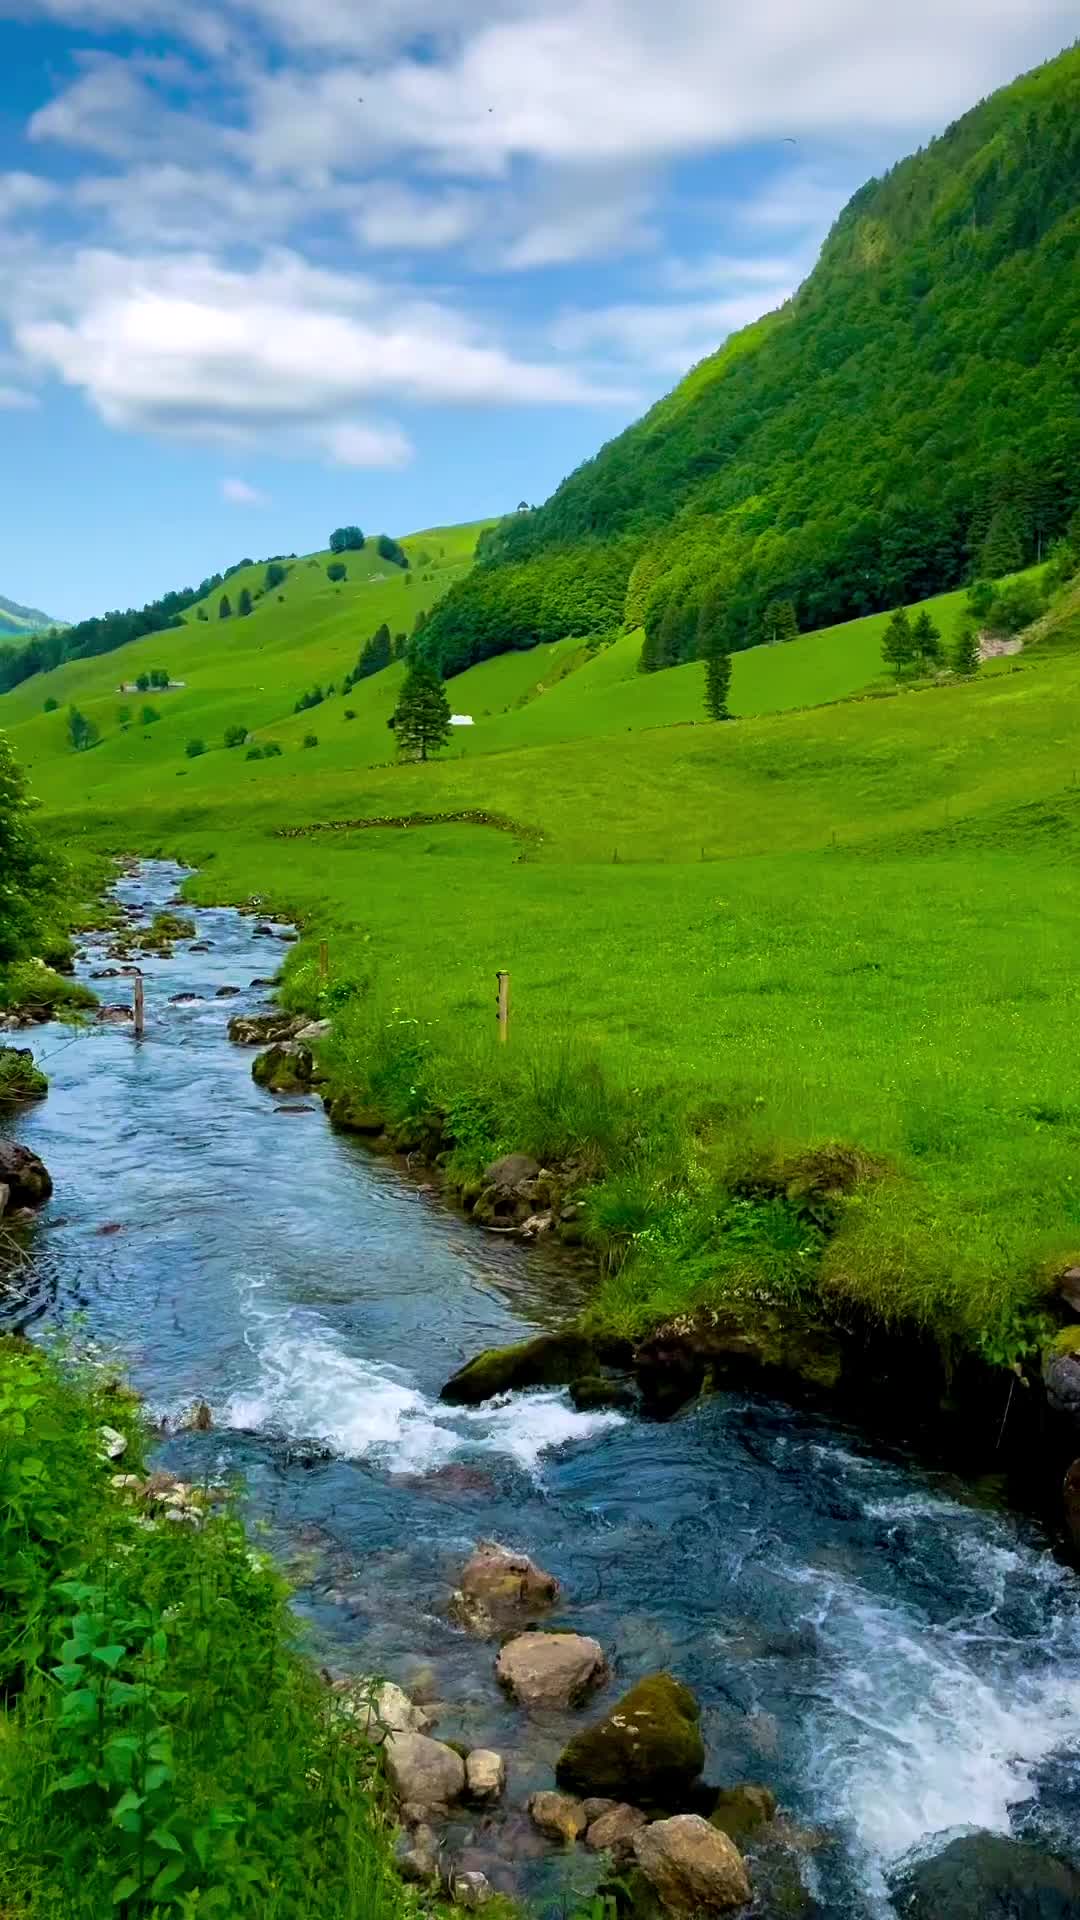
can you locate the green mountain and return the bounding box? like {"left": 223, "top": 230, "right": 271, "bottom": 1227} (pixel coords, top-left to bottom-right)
{"left": 423, "top": 43, "right": 1080, "bottom": 678}
{"left": 0, "top": 592, "right": 62, "bottom": 637}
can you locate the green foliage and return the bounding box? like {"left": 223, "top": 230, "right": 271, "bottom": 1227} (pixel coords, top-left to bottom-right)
{"left": 425, "top": 46, "right": 1080, "bottom": 673}
{"left": 218, "top": 594, "right": 232, "bottom": 620}
{"left": 67, "top": 707, "right": 100, "bottom": 752}
{"left": 350, "top": 624, "right": 392, "bottom": 685}
{"left": 245, "top": 746, "right": 263, "bottom": 760}
{"left": 0, "top": 962, "right": 96, "bottom": 1019}
{"left": 911, "top": 609, "right": 943, "bottom": 669}
{"left": 264, "top": 562, "right": 289, "bottom": 591}
{"left": 185, "top": 738, "right": 206, "bottom": 759}
{"left": 951, "top": 618, "right": 981, "bottom": 676}
{"left": 881, "top": 607, "right": 914, "bottom": 677}
{"left": 224, "top": 724, "right": 247, "bottom": 749}
{"left": 237, "top": 588, "right": 253, "bottom": 618}
{"left": 140, "top": 706, "right": 161, "bottom": 727}
{"left": 376, "top": 535, "right": 408, "bottom": 569}
{"left": 136, "top": 673, "right": 150, "bottom": 692}
{"left": 116, "top": 705, "right": 132, "bottom": 728}
{"left": 762, "top": 599, "right": 799, "bottom": 646}
{"left": 262, "top": 742, "right": 283, "bottom": 758}
{"left": 302, "top": 733, "right": 318, "bottom": 749}
{"left": 43, "top": 696, "right": 58, "bottom": 713}
{"left": 390, "top": 663, "right": 451, "bottom": 761}
{"left": 418, "top": 540, "right": 636, "bottom": 678}
{"left": 294, "top": 684, "right": 325, "bottom": 714}
{"left": 327, "top": 562, "right": 347, "bottom": 584}
{"left": 329, "top": 526, "right": 365, "bottom": 552}
{"left": 990, "top": 576, "right": 1045, "bottom": 634}
{"left": 0, "top": 569, "right": 221, "bottom": 695}
{"left": 703, "top": 637, "right": 732, "bottom": 721}
{"left": 0, "top": 1044, "right": 48, "bottom": 1102}
{"left": 0, "top": 1343, "right": 413, "bottom": 1920}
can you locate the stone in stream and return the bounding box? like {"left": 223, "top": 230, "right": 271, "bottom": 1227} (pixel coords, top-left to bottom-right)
{"left": 556, "top": 1673, "right": 705, "bottom": 1804}
{"left": 1064, "top": 1458, "right": 1080, "bottom": 1553}
{"left": 0, "top": 1141, "right": 52, "bottom": 1208}
{"left": 227, "top": 1010, "right": 304, "bottom": 1046}
{"left": 1044, "top": 1347, "right": 1080, "bottom": 1423}
{"left": 1055, "top": 1265, "right": 1080, "bottom": 1315}
{"left": 632, "top": 1814, "right": 751, "bottom": 1914}
{"left": 450, "top": 1870, "right": 494, "bottom": 1909}
{"left": 707, "top": 1783, "right": 777, "bottom": 1844}
{"left": 890, "top": 1832, "right": 1080, "bottom": 1919}
{"left": 333, "top": 1679, "right": 431, "bottom": 1744}
{"left": 585, "top": 1803, "right": 649, "bottom": 1860}
{"left": 464, "top": 1749, "right": 505, "bottom": 1804}
{"left": 251, "top": 1042, "right": 316, "bottom": 1093}
{"left": 384, "top": 1732, "right": 466, "bottom": 1810}
{"left": 440, "top": 1330, "right": 599, "bottom": 1405}
{"left": 496, "top": 1631, "right": 608, "bottom": 1711}
{"left": 394, "top": 1825, "right": 439, "bottom": 1886}
{"left": 527, "top": 1791, "right": 588, "bottom": 1845}
{"left": 448, "top": 1540, "right": 559, "bottom": 1637}
{"left": 215, "top": 985, "right": 241, "bottom": 998}
{"left": 326, "top": 1092, "right": 386, "bottom": 1135}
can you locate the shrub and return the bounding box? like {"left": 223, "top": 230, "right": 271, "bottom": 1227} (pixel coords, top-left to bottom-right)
{"left": 185, "top": 738, "right": 206, "bottom": 759}
{"left": 43, "top": 696, "right": 58, "bottom": 713}
{"left": 224, "top": 724, "right": 248, "bottom": 748}
{"left": 327, "top": 561, "right": 347, "bottom": 583}
{"left": 303, "top": 733, "right": 318, "bottom": 749}
{"left": 67, "top": 707, "right": 100, "bottom": 752}
{"left": 344, "top": 709, "right": 356, "bottom": 721}
{"left": 329, "top": 525, "right": 365, "bottom": 552}
{"left": 376, "top": 534, "right": 408, "bottom": 569}
{"left": 140, "top": 705, "right": 161, "bottom": 726}
{"left": 263, "top": 742, "right": 283, "bottom": 757}
{"left": 246, "top": 745, "right": 264, "bottom": 760}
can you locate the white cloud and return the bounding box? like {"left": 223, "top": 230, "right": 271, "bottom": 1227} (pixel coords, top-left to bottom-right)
{"left": 351, "top": 185, "right": 480, "bottom": 252}
{"left": 0, "top": 172, "right": 58, "bottom": 219}
{"left": 0, "top": 384, "right": 39, "bottom": 409}
{"left": 552, "top": 284, "right": 797, "bottom": 373}
{"left": 221, "top": 475, "right": 269, "bottom": 503}
{"left": 3, "top": 246, "right": 629, "bottom": 464}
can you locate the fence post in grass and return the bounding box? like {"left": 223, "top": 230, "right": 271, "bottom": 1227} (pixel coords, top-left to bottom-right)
{"left": 133, "top": 972, "right": 145, "bottom": 1040}
{"left": 496, "top": 970, "right": 510, "bottom": 1046}
{"left": 319, "top": 939, "right": 329, "bottom": 982}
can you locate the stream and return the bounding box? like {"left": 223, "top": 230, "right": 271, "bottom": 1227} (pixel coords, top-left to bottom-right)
{"left": 4, "top": 861, "right": 1080, "bottom": 1916}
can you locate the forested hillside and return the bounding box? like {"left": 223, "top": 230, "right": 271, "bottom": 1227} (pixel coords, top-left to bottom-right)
{"left": 422, "top": 43, "right": 1080, "bottom": 678}
{"left": 0, "top": 591, "right": 62, "bottom": 637}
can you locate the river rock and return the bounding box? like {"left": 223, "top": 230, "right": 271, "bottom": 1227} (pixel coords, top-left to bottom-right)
{"left": 295, "top": 1019, "right": 331, "bottom": 1042}
{"left": 227, "top": 1010, "right": 303, "bottom": 1046}
{"left": 0, "top": 1141, "right": 53, "bottom": 1208}
{"left": 496, "top": 1631, "right": 608, "bottom": 1710}
{"left": 0, "top": 1183, "right": 9, "bottom": 1217}
{"left": 483, "top": 1151, "right": 540, "bottom": 1194}
{"left": 528, "top": 1791, "right": 588, "bottom": 1845}
{"left": 452, "top": 1870, "right": 494, "bottom": 1909}
{"left": 633, "top": 1305, "right": 844, "bottom": 1415}
{"left": 556, "top": 1673, "right": 705, "bottom": 1804}
{"left": 336, "top": 1680, "right": 431, "bottom": 1743}
{"left": 395, "top": 1824, "right": 439, "bottom": 1886}
{"left": 99, "top": 1425, "right": 128, "bottom": 1460}
{"left": 890, "top": 1832, "right": 1080, "bottom": 1918}
{"left": 449, "top": 1540, "right": 559, "bottom": 1636}
{"left": 708, "top": 1784, "right": 777, "bottom": 1843}
{"left": 586, "top": 1803, "right": 649, "bottom": 1859}
{"left": 1055, "top": 1266, "right": 1080, "bottom": 1315}
{"left": 1064, "top": 1459, "right": 1080, "bottom": 1553}
{"left": 385, "top": 1732, "right": 466, "bottom": 1810}
{"left": 326, "top": 1092, "right": 386, "bottom": 1135}
{"left": 465, "top": 1749, "right": 505, "bottom": 1803}
{"left": 441, "top": 1331, "right": 599, "bottom": 1405}
{"left": 215, "top": 985, "right": 241, "bottom": 999}
{"left": 632, "top": 1815, "right": 751, "bottom": 1914}
{"left": 1044, "top": 1348, "right": 1080, "bottom": 1423}
{"left": 252, "top": 1042, "right": 315, "bottom": 1093}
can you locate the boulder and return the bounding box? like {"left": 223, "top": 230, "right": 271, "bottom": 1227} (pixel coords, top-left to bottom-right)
{"left": 465, "top": 1749, "right": 505, "bottom": 1804}
{"left": 336, "top": 1680, "right": 431, "bottom": 1743}
{"left": 634, "top": 1306, "right": 844, "bottom": 1412}
{"left": 452, "top": 1871, "right": 494, "bottom": 1909}
{"left": 384, "top": 1732, "right": 465, "bottom": 1810}
{"left": 556, "top": 1673, "right": 705, "bottom": 1805}
{"left": 449, "top": 1540, "right": 559, "bottom": 1636}
{"left": 326, "top": 1092, "right": 386, "bottom": 1135}
{"left": 0, "top": 1141, "right": 52, "bottom": 1208}
{"left": 496, "top": 1631, "right": 608, "bottom": 1711}
{"left": 1044, "top": 1349, "right": 1080, "bottom": 1423}
{"left": 570, "top": 1376, "right": 639, "bottom": 1413}
{"left": 441, "top": 1331, "right": 599, "bottom": 1405}
{"left": 394, "top": 1824, "right": 439, "bottom": 1886}
{"left": 295, "top": 1019, "right": 331, "bottom": 1042}
{"left": 252, "top": 1042, "right": 315, "bottom": 1093}
{"left": 483, "top": 1151, "right": 541, "bottom": 1194}
{"left": 1064, "top": 1459, "right": 1080, "bottom": 1554}
{"left": 708, "top": 1784, "right": 777, "bottom": 1844}
{"left": 587, "top": 1803, "right": 649, "bottom": 1860}
{"left": 0, "top": 1045, "right": 48, "bottom": 1105}
{"left": 0, "top": 1184, "right": 9, "bottom": 1217}
{"left": 1055, "top": 1265, "right": 1080, "bottom": 1315}
{"left": 584, "top": 1799, "right": 619, "bottom": 1822}
{"left": 227, "top": 1010, "right": 303, "bottom": 1046}
{"left": 890, "top": 1833, "right": 1080, "bottom": 1919}
{"left": 528, "top": 1791, "right": 588, "bottom": 1845}
{"left": 215, "top": 985, "right": 241, "bottom": 999}
{"left": 632, "top": 1815, "right": 751, "bottom": 1915}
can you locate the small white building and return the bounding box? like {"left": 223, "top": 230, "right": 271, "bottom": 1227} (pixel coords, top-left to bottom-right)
{"left": 449, "top": 714, "right": 475, "bottom": 727}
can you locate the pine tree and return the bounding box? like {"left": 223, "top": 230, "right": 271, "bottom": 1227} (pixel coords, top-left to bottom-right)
{"left": 219, "top": 594, "right": 232, "bottom": 620}
{"left": 951, "top": 618, "right": 981, "bottom": 676}
{"left": 881, "top": 607, "right": 914, "bottom": 677}
{"left": 391, "top": 663, "right": 451, "bottom": 761}
{"left": 657, "top": 596, "right": 684, "bottom": 669}
{"left": 704, "top": 640, "right": 732, "bottom": 720}
{"left": 697, "top": 581, "right": 727, "bottom": 663}
{"left": 911, "top": 609, "right": 943, "bottom": 670}
{"left": 980, "top": 504, "right": 1026, "bottom": 578}
{"left": 238, "top": 588, "right": 253, "bottom": 618}
{"left": 763, "top": 598, "right": 799, "bottom": 645}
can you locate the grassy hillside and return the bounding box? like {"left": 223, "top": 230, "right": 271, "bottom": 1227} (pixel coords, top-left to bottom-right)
{"left": 421, "top": 44, "right": 1080, "bottom": 677}
{"left": 6, "top": 547, "right": 1080, "bottom": 1368}
{"left": 0, "top": 591, "right": 61, "bottom": 635}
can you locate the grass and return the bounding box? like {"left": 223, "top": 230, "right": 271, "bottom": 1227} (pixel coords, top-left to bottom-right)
{"left": 3, "top": 546, "right": 1079, "bottom": 1367}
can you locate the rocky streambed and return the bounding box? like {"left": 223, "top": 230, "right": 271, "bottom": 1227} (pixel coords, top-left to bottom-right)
{"left": 3, "top": 861, "right": 1080, "bottom": 1917}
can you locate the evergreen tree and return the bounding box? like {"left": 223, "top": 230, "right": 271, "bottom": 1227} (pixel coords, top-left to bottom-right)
{"left": 390, "top": 663, "right": 451, "bottom": 761}
{"left": 355, "top": 623, "right": 392, "bottom": 680}
{"left": 911, "top": 609, "right": 943, "bottom": 669}
{"left": 657, "top": 596, "right": 684, "bottom": 670}
{"left": 980, "top": 504, "right": 1026, "bottom": 578}
{"left": 703, "top": 638, "right": 732, "bottom": 720}
{"left": 881, "top": 607, "right": 914, "bottom": 677}
{"left": 951, "top": 618, "right": 981, "bottom": 676}
{"left": 219, "top": 594, "right": 232, "bottom": 620}
{"left": 67, "top": 706, "right": 99, "bottom": 752}
{"left": 763, "top": 598, "right": 799, "bottom": 644}
{"left": 638, "top": 622, "right": 663, "bottom": 673}
{"left": 237, "top": 588, "right": 253, "bottom": 617}
{"left": 697, "top": 581, "right": 727, "bottom": 662}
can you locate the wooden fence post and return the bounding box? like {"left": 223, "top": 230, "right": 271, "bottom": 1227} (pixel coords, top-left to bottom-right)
{"left": 319, "top": 939, "right": 329, "bottom": 981}
{"left": 133, "top": 973, "right": 145, "bottom": 1040}
{"left": 496, "top": 970, "right": 510, "bottom": 1046}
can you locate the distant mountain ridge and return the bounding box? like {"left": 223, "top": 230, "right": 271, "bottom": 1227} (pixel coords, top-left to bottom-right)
{"left": 0, "top": 593, "right": 62, "bottom": 636}
{"left": 421, "top": 41, "right": 1080, "bottom": 677}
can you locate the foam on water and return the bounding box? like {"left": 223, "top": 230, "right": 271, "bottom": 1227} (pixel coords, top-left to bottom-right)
{"left": 221, "top": 1294, "right": 623, "bottom": 1476}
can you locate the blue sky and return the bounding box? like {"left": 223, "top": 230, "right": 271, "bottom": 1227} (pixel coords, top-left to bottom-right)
{"left": 0, "top": 1, "right": 1076, "bottom": 621}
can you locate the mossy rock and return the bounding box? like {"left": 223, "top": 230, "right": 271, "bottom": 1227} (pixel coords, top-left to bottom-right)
{"left": 440, "top": 1331, "right": 598, "bottom": 1405}
{"left": 252, "top": 1043, "right": 314, "bottom": 1093}
{"left": 708, "top": 1783, "right": 777, "bottom": 1843}
{"left": 0, "top": 1046, "right": 48, "bottom": 1105}
{"left": 149, "top": 911, "right": 196, "bottom": 942}
{"left": 570, "top": 1375, "right": 639, "bottom": 1412}
{"left": 327, "top": 1093, "right": 386, "bottom": 1136}
{"left": 556, "top": 1673, "right": 705, "bottom": 1804}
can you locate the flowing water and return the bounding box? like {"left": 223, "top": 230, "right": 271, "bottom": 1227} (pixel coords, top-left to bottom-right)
{"left": 4, "top": 862, "right": 1080, "bottom": 1915}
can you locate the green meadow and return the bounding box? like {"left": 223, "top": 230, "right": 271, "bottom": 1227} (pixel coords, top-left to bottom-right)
{"left": 4, "top": 532, "right": 1079, "bottom": 1363}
